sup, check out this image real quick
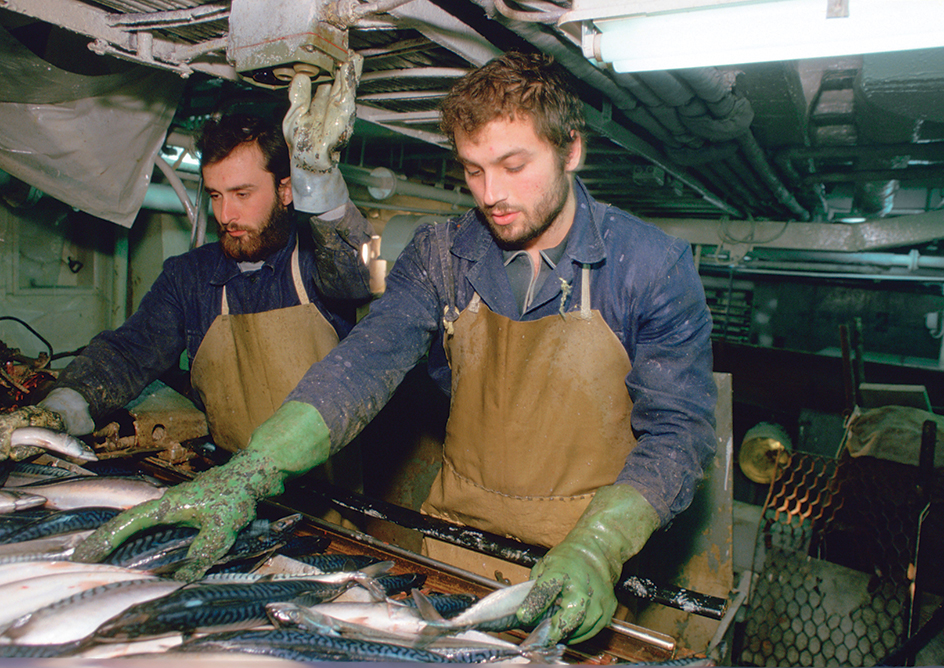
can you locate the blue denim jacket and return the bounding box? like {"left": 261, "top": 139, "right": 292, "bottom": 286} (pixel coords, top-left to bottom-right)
{"left": 57, "top": 206, "right": 371, "bottom": 421}
{"left": 289, "top": 178, "right": 717, "bottom": 525}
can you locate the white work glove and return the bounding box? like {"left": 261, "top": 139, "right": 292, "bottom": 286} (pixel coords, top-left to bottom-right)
{"left": 282, "top": 54, "right": 364, "bottom": 215}
{"left": 38, "top": 387, "right": 95, "bottom": 435}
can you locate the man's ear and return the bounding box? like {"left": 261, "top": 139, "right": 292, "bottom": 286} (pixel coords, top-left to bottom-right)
{"left": 565, "top": 131, "right": 584, "bottom": 173}
{"left": 279, "top": 176, "right": 293, "bottom": 206}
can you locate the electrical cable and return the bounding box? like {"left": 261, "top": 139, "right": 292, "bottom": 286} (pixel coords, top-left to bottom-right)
{"left": 0, "top": 316, "right": 53, "bottom": 362}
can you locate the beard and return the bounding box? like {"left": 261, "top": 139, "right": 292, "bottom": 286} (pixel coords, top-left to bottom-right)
{"left": 483, "top": 167, "right": 571, "bottom": 251}
{"left": 219, "top": 198, "right": 293, "bottom": 262}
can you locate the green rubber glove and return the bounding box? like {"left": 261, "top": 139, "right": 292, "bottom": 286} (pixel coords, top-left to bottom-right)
{"left": 516, "top": 484, "right": 661, "bottom": 644}
{"left": 72, "top": 401, "right": 331, "bottom": 581}
{"left": 0, "top": 405, "right": 66, "bottom": 461}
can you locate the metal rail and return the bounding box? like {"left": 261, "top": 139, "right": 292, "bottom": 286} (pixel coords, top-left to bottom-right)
{"left": 295, "top": 479, "right": 728, "bottom": 621}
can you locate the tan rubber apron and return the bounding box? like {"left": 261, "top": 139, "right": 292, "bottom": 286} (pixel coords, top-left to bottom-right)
{"left": 190, "top": 240, "right": 340, "bottom": 453}
{"left": 421, "top": 254, "right": 637, "bottom": 583}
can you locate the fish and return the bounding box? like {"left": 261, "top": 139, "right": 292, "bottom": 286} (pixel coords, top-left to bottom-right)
{"left": 90, "top": 574, "right": 371, "bottom": 642}
{"left": 275, "top": 533, "right": 332, "bottom": 558}
{"left": 71, "top": 635, "right": 184, "bottom": 659}
{"left": 291, "top": 553, "right": 380, "bottom": 573}
{"left": 174, "top": 627, "right": 454, "bottom": 663}
{"left": 1, "top": 461, "right": 86, "bottom": 487}
{"left": 0, "top": 558, "right": 152, "bottom": 587}
{"left": 0, "top": 529, "right": 93, "bottom": 561}
{"left": 0, "top": 568, "right": 155, "bottom": 629}
{"left": 0, "top": 489, "right": 46, "bottom": 514}
{"left": 400, "top": 591, "right": 478, "bottom": 618}
{"left": 0, "top": 640, "right": 84, "bottom": 657}
{"left": 10, "top": 428, "right": 97, "bottom": 461}
{"left": 412, "top": 579, "right": 538, "bottom": 632}
{"left": 0, "top": 506, "right": 120, "bottom": 545}
{"left": 14, "top": 476, "right": 166, "bottom": 510}
{"left": 104, "top": 515, "right": 302, "bottom": 574}
{"left": 275, "top": 605, "right": 563, "bottom": 664}
{"left": 0, "top": 577, "right": 185, "bottom": 645}
{"left": 103, "top": 525, "right": 198, "bottom": 570}
{"left": 265, "top": 600, "right": 522, "bottom": 652}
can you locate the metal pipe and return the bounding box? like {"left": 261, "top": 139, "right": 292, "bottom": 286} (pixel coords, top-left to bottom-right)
{"left": 154, "top": 157, "right": 197, "bottom": 231}
{"left": 340, "top": 164, "right": 475, "bottom": 209}
{"left": 297, "top": 479, "right": 729, "bottom": 620}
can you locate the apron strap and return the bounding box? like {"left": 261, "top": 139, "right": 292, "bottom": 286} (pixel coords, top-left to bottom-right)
{"left": 435, "top": 222, "right": 461, "bottom": 336}
{"left": 219, "top": 239, "right": 308, "bottom": 316}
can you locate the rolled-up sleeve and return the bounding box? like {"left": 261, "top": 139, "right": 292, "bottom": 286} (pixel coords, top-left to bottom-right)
{"left": 617, "top": 238, "right": 717, "bottom": 525}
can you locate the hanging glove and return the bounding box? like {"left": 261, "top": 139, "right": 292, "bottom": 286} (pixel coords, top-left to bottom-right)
{"left": 0, "top": 405, "right": 66, "bottom": 461}
{"left": 516, "top": 484, "right": 661, "bottom": 644}
{"left": 72, "top": 400, "right": 332, "bottom": 581}
{"left": 282, "top": 53, "right": 364, "bottom": 215}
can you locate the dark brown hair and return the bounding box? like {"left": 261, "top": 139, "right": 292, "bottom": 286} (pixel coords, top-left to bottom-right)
{"left": 196, "top": 114, "right": 290, "bottom": 184}
{"left": 439, "top": 52, "right": 584, "bottom": 162}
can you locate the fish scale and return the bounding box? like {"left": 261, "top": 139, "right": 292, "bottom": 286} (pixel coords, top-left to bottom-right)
{"left": 1, "top": 507, "right": 120, "bottom": 545}
{"left": 176, "top": 628, "right": 454, "bottom": 663}
{"left": 93, "top": 578, "right": 357, "bottom": 641}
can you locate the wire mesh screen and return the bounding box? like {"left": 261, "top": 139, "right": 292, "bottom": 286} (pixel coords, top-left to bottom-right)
{"left": 738, "top": 450, "right": 932, "bottom": 667}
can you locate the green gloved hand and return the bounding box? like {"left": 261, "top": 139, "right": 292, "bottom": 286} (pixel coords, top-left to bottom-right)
{"left": 0, "top": 405, "right": 66, "bottom": 461}
{"left": 72, "top": 401, "right": 331, "bottom": 581}
{"left": 516, "top": 484, "right": 661, "bottom": 644}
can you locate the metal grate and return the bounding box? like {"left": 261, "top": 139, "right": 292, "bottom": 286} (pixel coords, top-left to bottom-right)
{"left": 738, "top": 451, "right": 935, "bottom": 667}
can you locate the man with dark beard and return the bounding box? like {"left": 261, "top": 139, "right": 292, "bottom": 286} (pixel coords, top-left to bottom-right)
{"left": 1, "top": 58, "right": 372, "bottom": 459}
{"left": 77, "top": 52, "right": 717, "bottom": 645}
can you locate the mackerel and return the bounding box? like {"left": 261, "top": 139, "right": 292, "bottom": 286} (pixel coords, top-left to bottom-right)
{"left": 413, "top": 579, "right": 537, "bottom": 631}
{"left": 10, "top": 428, "right": 97, "bottom": 462}
{"left": 0, "top": 577, "right": 184, "bottom": 645}
{"left": 91, "top": 576, "right": 363, "bottom": 642}
{"left": 277, "top": 605, "right": 563, "bottom": 663}
{"left": 266, "top": 601, "right": 520, "bottom": 651}
{"left": 175, "top": 627, "right": 455, "bottom": 663}
{"left": 1, "top": 506, "right": 120, "bottom": 544}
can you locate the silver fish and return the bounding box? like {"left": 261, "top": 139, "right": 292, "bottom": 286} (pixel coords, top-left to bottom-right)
{"left": 0, "top": 530, "right": 93, "bottom": 561}
{"left": 0, "top": 569, "right": 154, "bottom": 628}
{"left": 265, "top": 601, "right": 521, "bottom": 651}
{"left": 0, "top": 559, "right": 150, "bottom": 587}
{"left": 0, "top": 577, "right": 184, "bottom": 645}
{"left": 414, "top": 579, "right": 537, "bottom": 631}
{"left": 0, "top": 490, "right": 46, "bottom": 514}
{"left": 10, "top": 428, "right": 97, "bottom": 461}
{"left": 16, "top": 476, "right": 166, "bottom": 510}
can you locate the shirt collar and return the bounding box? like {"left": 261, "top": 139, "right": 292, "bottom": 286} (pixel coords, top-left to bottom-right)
{"left": 451, "top": 176, "right": 606, "bottom": 266}
{"left": 208, "top": 227, "right": 297, "bottom": 287}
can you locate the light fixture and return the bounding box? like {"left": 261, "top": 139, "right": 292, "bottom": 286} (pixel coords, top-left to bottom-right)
{"left": 560, "top": 0, "right": 944, "bottom": 73}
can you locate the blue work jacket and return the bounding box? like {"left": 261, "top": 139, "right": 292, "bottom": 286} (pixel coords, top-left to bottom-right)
{"left": 289, "top": 178, "right": 717, "bottom": 525}
{"left": 57, "top": 209, "right": 372, "bottom": 422}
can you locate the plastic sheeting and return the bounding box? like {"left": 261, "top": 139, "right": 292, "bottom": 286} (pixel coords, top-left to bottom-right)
{"left": 0, "top": 27, "right": 184, "bottom": 228}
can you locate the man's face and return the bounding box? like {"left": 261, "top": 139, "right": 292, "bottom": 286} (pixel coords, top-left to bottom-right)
{"left": 455, "top": 114, "right": 581, "bottom": 251}
{"left": 203, "top": 142, "right": 293, "bottom": 262}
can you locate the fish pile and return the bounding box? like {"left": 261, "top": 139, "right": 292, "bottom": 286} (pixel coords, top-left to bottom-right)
{"left": 0, "top": 450, "right": 565, "bottom": 663}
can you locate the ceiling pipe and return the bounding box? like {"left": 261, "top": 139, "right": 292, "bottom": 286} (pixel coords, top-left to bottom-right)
{"left": 650, "top": 208, "right": 944, "bottom": 253}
